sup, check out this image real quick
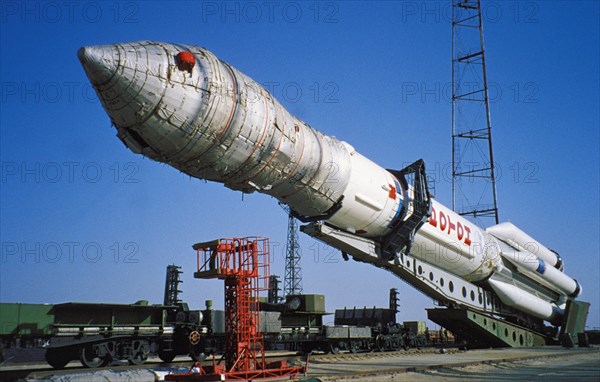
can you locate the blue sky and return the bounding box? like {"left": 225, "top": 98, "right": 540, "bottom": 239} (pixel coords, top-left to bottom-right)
{"left": 1, "top": 1, "right": 599, "bottom": 330}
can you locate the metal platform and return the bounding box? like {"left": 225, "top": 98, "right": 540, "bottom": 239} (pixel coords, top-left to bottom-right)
{"left": 166, "top": 238, "right": 306, "bottom": 381}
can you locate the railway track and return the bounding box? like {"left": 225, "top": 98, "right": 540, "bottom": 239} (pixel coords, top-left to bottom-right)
{"left": 307, "top": 347, "right": 600, "bottom": 381}
{"left": 0, "top": 347, "right": 459, "bottom": 381}
{"left": 6, "top": 346, "right": 590, "bottom": 382}
{"left": 308, "top": 346, "right": 462, "bottom": 363}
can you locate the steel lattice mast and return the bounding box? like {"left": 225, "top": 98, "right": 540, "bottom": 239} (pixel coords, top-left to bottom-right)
{"left": 282, "top": 205, "right": 303, "bottom": 296}
{"left": 451, "top": 0, "right": 499, "bottom": 226}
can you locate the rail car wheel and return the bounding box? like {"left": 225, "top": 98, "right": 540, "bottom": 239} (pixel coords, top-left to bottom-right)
{"left": 190, "top": 346, "right": 207, "bottom": 362}
{"left": 128, "top": 341, "right": 149, "bottom": 365}
{"left": 349, "top": 342, "right": 359, "bottom": 354}
{"left": 45, "top": 349, "right": 70, "bottom": 369}
{"left": 299, "top": 343, "right": 313, "bottom": 354}
{"left": 328, "top": 343, "right": 340, "bottom": 354}
{"left": 375, "top": 335, "right": 386, "bottom": 352}
{"left": 80, "top": 345, "right": 108, "bottom": 368}
{"left": 158, "top": 350, "right": 176, "bottom": 363}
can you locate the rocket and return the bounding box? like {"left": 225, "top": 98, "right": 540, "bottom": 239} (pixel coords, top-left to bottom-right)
{"left": 78, "top": 41, "right": 581, "bottom": 325}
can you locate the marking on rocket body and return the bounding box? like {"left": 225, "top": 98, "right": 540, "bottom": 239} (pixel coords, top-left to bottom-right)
{"left": 429, "top": 206, "right": 472, "bottom": 246}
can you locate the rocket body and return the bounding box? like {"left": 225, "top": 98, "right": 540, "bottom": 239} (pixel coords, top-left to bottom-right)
{"left": 79, "top": 41, "right": 580, "bottom": 323}
{"left": 79, "top": 41, "right": 399, "bottom": 237}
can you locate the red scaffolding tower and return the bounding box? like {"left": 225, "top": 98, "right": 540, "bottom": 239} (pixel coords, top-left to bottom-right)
{"left": 166, "top": 237, "right": 306, "bottom": 381}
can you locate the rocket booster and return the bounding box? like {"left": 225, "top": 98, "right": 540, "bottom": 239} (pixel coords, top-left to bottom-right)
{"left": 78, "top": 41, "right": 581, "bottom": 323}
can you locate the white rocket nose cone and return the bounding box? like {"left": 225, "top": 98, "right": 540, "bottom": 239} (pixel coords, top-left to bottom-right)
{"left": 77, "top": 41, "right": 188, "bottom": 157}
{"left": 77, "top": 43, "right": 147, "bottom": 130}
{"left": 78, "top": 45, "right": 119, "bottom": 85}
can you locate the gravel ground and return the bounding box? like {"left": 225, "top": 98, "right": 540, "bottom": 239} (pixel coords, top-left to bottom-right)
{"left": 310, "top": 347, "right": 600, "bottom": 381}
{"left": 3, "top": 347, "right": 597, "bottom": 381}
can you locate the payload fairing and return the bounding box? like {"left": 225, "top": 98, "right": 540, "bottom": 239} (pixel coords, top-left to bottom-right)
{"left": 78, "top": 41, "right": 581, "bottom": 328}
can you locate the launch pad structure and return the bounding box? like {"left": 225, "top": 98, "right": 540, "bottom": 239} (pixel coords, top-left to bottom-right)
{"left": 302, "top": 217, "right": 590, "bottom": 348}
{"left": 165, "top": 237, "right": 306, "bottom": 382}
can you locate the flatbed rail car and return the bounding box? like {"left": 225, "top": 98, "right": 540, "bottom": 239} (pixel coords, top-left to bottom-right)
{"left": 0, "top": 301, "right": 204, "bottom": 368}
{"left": 1, "top": 278, "right": 436, "bottom": 369}
{"left": 335, "top": 306, "right": 428, "bottom": 351}
{"left": 258, "top": 306, "right": 372, "bottom": 354}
